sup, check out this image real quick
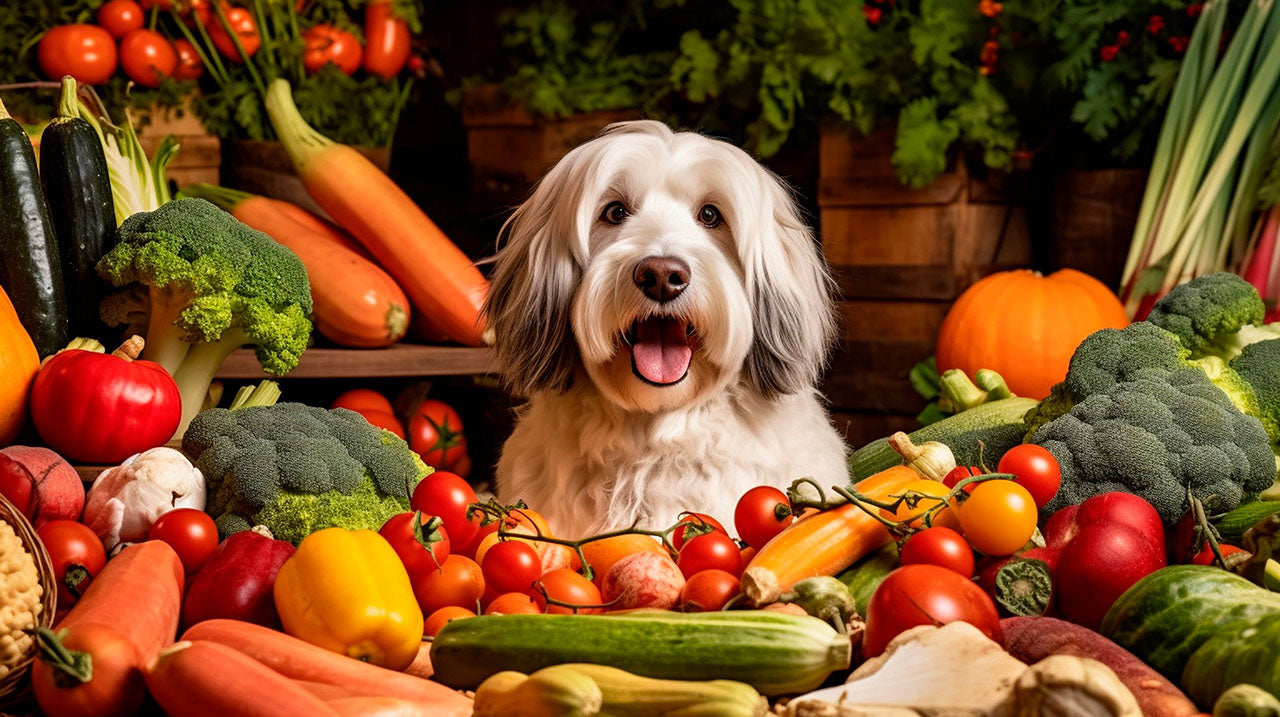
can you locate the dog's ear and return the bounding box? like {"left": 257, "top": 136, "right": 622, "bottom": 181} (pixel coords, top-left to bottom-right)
{"left": 744, "top": 173, "right": 837, "bottom": 399}
{"left": 485, "top": 178, "right": 584, "bottom": 397}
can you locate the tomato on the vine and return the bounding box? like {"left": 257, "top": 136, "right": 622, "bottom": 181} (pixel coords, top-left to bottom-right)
{"left": 1191, "top": 543, "right": 1244, "bottom": 566}
{"left": 410, "top": 471, "right": 480, "bottom": 547}
{"left": 672, "top": 512, "right": 727, "bottom": 551}
{"left": 408, "top": 399, "right": 469, "bottom": 477}
{"left": 379, "top": 511, "right": 450, "bottom": 578}
{"left": 679, "top": 569, "right": 740, "bottom": 612}
{"left": 676, "top": 531, "right": 742, "bottom": 579}
{"left": 485, "top": 592, "right": 540, "bottom": 615}
{"left": 97, "top": 0, "right": 145, "bottom": 38}
{"left": 942, "top": 465, "right": 981, "bottom": 495}
{"left": 171, "top": 38, "right": 203, "bottom": 80}
{"left": 900, "top": 526, "right": 974, "bottom": 577}
{"left": 734, "top": 486, "right": 793, "bottom": 549}
{"left": 179, "top": 0, "right": 212, "bottom": 28}
{"left": 36, "top": 520, "right": 106, "bottom": 606}
{"left": 38, "top": 24, "right": 118, "bottom": 85}
{"left": 208, "top": 6, "right": 260, "bottom": 62}
{"left": 302, "top": 24, "right": 363, "bottom": 75}
{"left": 958, "top": 480, "right": 1037, "bottom": 556}
{"left": 148, "top": 508, "right": 219, "bottom": 574}
{"left": 533, "top": 568, "right": 602, "bottom": 614}
{"left": 997, "top": 444, "right": 1061, "bottom": 509}
{"left": 882, "top": 479, "right": 950, "bottom": 528}
{"left": 412, "top": 554, "right": 483, "bottom": 615}
{"left": 863, "top": 564, "right": 1002, "bottom": 657}
{"left": 120, "top": 29, "right": 177, "bottom": 88}
{"left": 481, "top": 540, "right": 541, "bottom": 595}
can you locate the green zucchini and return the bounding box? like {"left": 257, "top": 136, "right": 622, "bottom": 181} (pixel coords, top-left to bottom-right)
{"left": 39, "top": 77, "right": 114, "bottom": 342}
{"left": 0, "top": 96, "right": 68, "bottom": 357}
{"left": 848, "top": 397, "right": 1039, "bottom": 480}
{"left": 1219, "top": 501, "right": 1280, "bottom": 544}
{"left": 1183, "top": 614, "right": 1280, "bottom": 709}
{"left": 429, "top": 609, "right": 851, "bottom": 696}
{"left": 1100, "top": 566, "right": 1280, "bottom": 683}
{"left": 838, "top": 541, "right": 899, "bottom": 616}
{"left": 1212, "top": 684, "right": 1280, "bottom": 717}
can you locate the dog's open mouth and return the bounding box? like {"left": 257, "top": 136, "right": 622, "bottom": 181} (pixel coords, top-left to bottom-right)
{"left": 624, "top": 316, "right": 694, "bottom": 386}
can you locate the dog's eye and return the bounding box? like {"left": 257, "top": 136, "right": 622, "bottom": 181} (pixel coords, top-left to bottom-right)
{"left": 601, "top": 201, "right": 629, "bottom": 225}
{"left": 697, "top": 204, "right": 722, "bottom": 228}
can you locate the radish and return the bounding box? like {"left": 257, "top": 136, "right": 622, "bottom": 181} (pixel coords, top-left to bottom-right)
{"left": 601, "top": 552, "right": 684, "bottom": 610}
{"left": 3, "top": 445, "right": 86, "bottom": 526}
{"left": 1055, "top": 522, "right": 1165, "bottom": 629}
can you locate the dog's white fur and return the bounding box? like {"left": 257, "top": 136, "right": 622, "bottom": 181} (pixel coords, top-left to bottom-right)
{"left": 486, "top": 120, "right": 849, "bottom": 538}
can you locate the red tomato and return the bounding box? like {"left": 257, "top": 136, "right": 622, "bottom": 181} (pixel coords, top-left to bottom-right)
{"left": 180, "top": 0, "right": 212, "bottom": 28}
{"left": 97, "top": 0, "right": 145, "bottom": 38}
{"left": 412, "top": 554, "right": 484, "bottom": 615}
{"left": 672, "top": 513, "right": 727, "bottom": 551}
{"left": 209, "top": 6, "right": 260, "bottom": 62}
{"left": 379, "top": 511, "right": 450, "bottom": 577}
{"left": 36, "top": 520, "right": 106, "bottom": 607}
{"left": 171, "top": 38, "right": 204, "bottom": 80}
{"left": 734, "top": 486, "right": 794, "bottom": 549}
{"left": 1191, "top": 543, "right": 1244, "bottom": 566}
{"left": 409, "top": 471, "right": 480, "bottom": 547}
{"left": 676, "top": 531, "right": 742, "bottom": 579}
{"left": 31, "top": 623, "right": 145, "bottom": 717}
{"left": 408, "top": 400, "right": 469, "bottom": 476}
{"left": 863, "top": 564, "right": 1002, "bottom": 657}
{"left": 996, "top": 444, "right": 1061, "bottom": 509}
{"left": 679, "top": 569, "right": 741, "bottom": 612}
{"left": 139, "top": 0, "right": 174, "bottom": 8}
{"left": 302, "top": 24, "right": 363, "bottom": 75}
{"left": 481, "top": 540, "right": 541, "bottom": 595}
{"left": 38, "top": 24, "right": 118, "bottom": 85}
{"left": 424, "top": 606, "right": 474, "bottom": 637}
{"left": 900, "top": 526, "right": 975, "bottom": 577}
{"left": 119, "top": 29, "right": 177, "bottom": 88}
{"left": 362, "top": 0, "right": 410, "bottom": 78}
{"left": 357, "top": 409, "right": 405, "bottom": 439}
{"left": 942, "top": 465, "right": 981, "bottom": 495}
{"left": 485, "top": 592, "right": 540, "bottom": 615}
{"left": 331, "top": 388, "right": 393, "bottom": 414}
{"left": 148, "top": 508, "right": 219, "bottom": 574}
{"left": 534, "top": 568, "right": 602, "bottom": 614}
{"left": 957, "top": 480, "right": 1038, "bottom": 556}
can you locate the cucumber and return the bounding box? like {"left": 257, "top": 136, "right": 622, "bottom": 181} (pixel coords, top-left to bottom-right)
{"left": 429, "top": 610, "right": 851, "bottom": 696}
{"left": 848, "top": 397, "right": 1039, "bottom": 480}
{"left": 1218, "top": 501, "right": 1280, "bottom": 544}
{"left": 838, "top": 541, "right": 899, "bottom": 616}
{"left": 1100, "top": 566, "right": 1280, "bottom": 682}
{"left": 1183, "top": 613, "right": 1280, "bottom": 709}
{"left": 39, "top": 77, "right": 114, "bottom": 342}
{"left": 0, "top": 96, "right": 68, "bottom": 357}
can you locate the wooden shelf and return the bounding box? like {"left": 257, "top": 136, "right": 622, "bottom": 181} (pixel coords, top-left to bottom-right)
{"left": 215, "top": 344, "right": 498, "bottom": 379}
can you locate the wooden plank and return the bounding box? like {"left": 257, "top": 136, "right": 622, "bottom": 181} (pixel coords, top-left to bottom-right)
{"left": 832, "top": 265, "right": 958, "bottom": 301}
{"left": 838, "top": 300, "right": 950, "bottom": 343}
{"left": 215, "top": 345, "right": 498, "bottom": 379}
{"left": 818, "top": 175, "right": 964, "bottom": 207}
{"left": 820, "top": 206, "right": 954, "bottom": 266}
{"left": 823, "top": 338, "right": 934, "bottom": 413}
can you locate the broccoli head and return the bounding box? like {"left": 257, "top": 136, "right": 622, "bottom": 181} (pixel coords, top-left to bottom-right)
{"left": 97, "top": 198, "right": 313, "bottom": 438}
{"left": 1231, "top": 339, "right": 1280, "bottom": 443}
{"left": 1145, "top": 272, "right": 1280, "bottom": 361}
{"left": 182, "top": 401, "right": 429, "bottom": 544}
{"left": 1030, "top": 367, "right": 1275, "bottom": 525}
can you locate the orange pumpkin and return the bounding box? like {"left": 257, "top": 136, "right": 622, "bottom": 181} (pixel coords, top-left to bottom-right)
{"left": 0, "top": 285, "right": 39, "bottom": 444}
{"left": 936, "top": 269, "right": 1129, "bottom": 400}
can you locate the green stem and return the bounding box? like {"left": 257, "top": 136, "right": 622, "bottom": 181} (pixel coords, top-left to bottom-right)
{"left": 56, "top": 75, "right": 78, "bottom": 119}
{"left": 170, "top": 329, "right": 249, "bottom": 440}
{"left": 190, "top": 11, "right": 231, "bottom": 84}
{"left": 212, "top": 1, "right": 267, "bottom": 96}
{"left": 229, "top": 379, "right": 281, "bottom": 410}
{"left": 938, "top": 369, "right": 989, "bottom": 412}
{"left": 141, "top": 287, "right": 195, "bottom": 375}
{"left": 35, "top": 627, "right": 93, "bottom": 687}
{"left": 264, "top": 78, "right": 333, "bottom": 173}
{"left": 179, "top": 183, "right": 254, "bottom": 212}
{"left": 169, "top": 10, "right": 229, "bottom": 87}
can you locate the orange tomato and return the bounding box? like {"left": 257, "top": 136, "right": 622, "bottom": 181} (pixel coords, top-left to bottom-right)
{"left": 580, "top": 534, "right": 670, "bottom": 587}
{"left": 485, "top": 592, "right": 540, "bottom": 615}
{"left": 958, "top": 480, "right": 1038, "bottom": 556}
{"left": 534, "top": 568, "right": 602, "bottom": 615}
{"left": 881, "top": 479, "right": 951, "bottom": 528}
{"left": 411, "top": 554, "right": 483, "bottom": 615}
{"left": 423, "top": 606, "right": 474, "bottom": 637}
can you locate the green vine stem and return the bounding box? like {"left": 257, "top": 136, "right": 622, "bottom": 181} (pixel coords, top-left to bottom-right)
{"left": 529, "top": 580, "right": 623, "bottom": 614}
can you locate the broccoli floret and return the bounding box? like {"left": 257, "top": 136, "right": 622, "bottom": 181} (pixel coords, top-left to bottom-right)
{"left": 97, "top": 198, "right": 313, "bottom": 438}
{"left": 1146, "top": 272, "right": 1280, "bottom": 361}
{"left": 182, "top": 400, "right": 430, "bottom": 544}
{"left": 1030, "top": 368, "right": 1275, "bottom": 525}
{"left": 1231, "top": 339, "right": 1280, "bottom": 443}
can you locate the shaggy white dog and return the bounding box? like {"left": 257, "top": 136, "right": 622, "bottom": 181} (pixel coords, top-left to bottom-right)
{"left": 486, "top": 120, "right": 849, "bottom": 538}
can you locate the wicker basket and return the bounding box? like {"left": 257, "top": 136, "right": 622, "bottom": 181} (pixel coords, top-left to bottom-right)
{"left": 0, "top": 492, "right": 57, "bottom": 707}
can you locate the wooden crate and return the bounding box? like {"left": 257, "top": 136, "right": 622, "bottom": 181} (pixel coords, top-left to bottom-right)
{"left": 1049, "top": 169, "right": 1146, "bottom": 290}
{"left": 818, "top": 125, "right": 1031, "bottom": 445}
{"left": 135, "top": 98, "right": 220, "bottom": 188}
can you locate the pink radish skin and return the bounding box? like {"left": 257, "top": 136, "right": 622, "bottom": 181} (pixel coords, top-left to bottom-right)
{"left": 1055, "top": 523, "right": 1165, "bottom": 629}
{"left": 601, "top": 552, "right": 685, "bottom": 610}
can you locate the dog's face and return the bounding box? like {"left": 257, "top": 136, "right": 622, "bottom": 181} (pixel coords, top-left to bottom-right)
{"left": 486, "top": 120, "right": 835, "bottom": 413}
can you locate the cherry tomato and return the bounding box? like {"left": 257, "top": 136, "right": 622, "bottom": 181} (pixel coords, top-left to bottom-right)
{"left": 410, "top": 471, "right": 479, "bottom": 547}
{"left": 734, "top": 486, "right": 794, "bottom": 549}
{"left": 424, "top": 606, "right": 474, "bottom": 637}
{"left": 179, "top": 0, "right": 212, "bottom": 28}
{"left": 412, "top": 554, "right": 484, "bottom": 615}
{"left": 679, "top": 569, "right": 741, "bottom": 612}
{"left": 672, "top": 512, "right": 728, "bottom": 551}
{"left": 209, "top": 6, "right": 260, "bottom": 62}
{"left": 997, "top": 444, "right": 1061, "bottom": 509}
{"left": 119, "top": 29, "right": 177, "bottom": 88}
{"left": 302, "top": 24, "right": 363, "bottom": 75}
{"left": 882, "top": 479, "right": 950, "bottom": 527}
{"left": 408, "top": 399, "right": 469, "bottom": 477}
{"left": 139, "top": 0, "right": 174, "bottom": 9}
{"left": 863, "top": 564, "right": 1002, "bottom": 657}
{"left": 485, "top": 592, "right": 540, "bottom": 615}
{"left": 148, "top": 508, "right": 219, "bottom": 574}
{"left": 331, "top": 388, "right": 393, "bottom": 414}
{"left": 481, "top": 540, "right": 541, "bottom": 595}
{"left": 379, "top": 511, "right": 450, "bottom": 578}
{"left": 676, "top": 531, "right": 742, "bottom": 579}
{"left": 942, "top": 465, "right": 981, "bottom": 495}
{"left": 38, "top": 24, "right": 118, "bottom": 85}
{"left": 171, "top": 38, "right": 204, "bottom": 80}
{"left": 534, "top": 568, "right": 602, "bottom": 614}
{"left": 1191, "top": 543, "right": 1244, "bottom": 566}
{"left": 31, "top": 623, "right": 145, "bottom": 717}
{"left": 357, "top": 409, "right": 405, "bottom": 439}
{"left": 362, "top": 0, "right": 410, "bottom": 78}
{"left": 97, "top": 0, "right": 145, "bottom": 38}
{"left": 36, "top": 520, "right": 106, "bottom": 606}
{"left": 958, "top": 480, "right": 1037, "bottom": 556}
{"left": 900, "top": 526, "right": 975, "bottom": 577}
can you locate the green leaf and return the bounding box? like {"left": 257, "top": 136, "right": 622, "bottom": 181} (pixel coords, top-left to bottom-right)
{"left": 892, "top": 97, "right": 959, "bottom": 188}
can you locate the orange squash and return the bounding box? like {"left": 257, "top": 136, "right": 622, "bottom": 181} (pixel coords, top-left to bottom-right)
{"left": 936, "top": 269, "right": 1129, "bottom": 400}
{"left": 0, "top": 284, "right": 39, "bottom": 444}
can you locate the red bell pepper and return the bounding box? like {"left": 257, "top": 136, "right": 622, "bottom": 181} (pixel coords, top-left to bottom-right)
{"left": 181, "top": 526, "right": 295, "bottom": 630}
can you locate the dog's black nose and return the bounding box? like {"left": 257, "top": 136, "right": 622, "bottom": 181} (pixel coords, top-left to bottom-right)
{"left": 633, "top": 256, "right": 691, "bottom": 303}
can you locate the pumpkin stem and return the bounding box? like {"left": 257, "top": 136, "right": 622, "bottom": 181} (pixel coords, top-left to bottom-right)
{"left": 111, "top": 334, "right": 146, "bottom": 361}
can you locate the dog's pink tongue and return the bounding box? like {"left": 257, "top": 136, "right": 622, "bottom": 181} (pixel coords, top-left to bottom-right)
{"left": 632, "top": 317, "right": 692, "bottom": 385}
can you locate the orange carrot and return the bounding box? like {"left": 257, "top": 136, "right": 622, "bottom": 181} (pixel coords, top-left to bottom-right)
{"left": 181, "top": 619, "right": 470, "bottom": 714}
{"left": 145, "top": 640, "right": 339, "bottom": 717}
{"left": 740, "top": 466, "right": 920, "bottom": 605}
{"left": 266, "top": 198, "right": 370, "bottom": 256}
{"left": 182, "top": 184, "right": 411, "bottom": 348}
{"left": 327, "top": 697, "right": 440, "bottom": 717}
{"left": 265, "top": 78, "right": 489, "bottom": 346}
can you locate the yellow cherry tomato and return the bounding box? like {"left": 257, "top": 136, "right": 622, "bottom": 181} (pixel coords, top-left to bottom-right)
{"left": 957, "top": 480, "right": 1037, "bottom": 556}
{"left": 881, "top": 479, "right": 951, "bottom": 527}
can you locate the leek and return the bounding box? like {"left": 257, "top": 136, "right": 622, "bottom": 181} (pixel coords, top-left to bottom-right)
{"left": 76, "top": 102, "right": 179, "bottom": 225}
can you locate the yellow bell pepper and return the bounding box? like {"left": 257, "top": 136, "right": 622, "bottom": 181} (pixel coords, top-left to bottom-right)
{"left": 273, "top": 528, "right": 424, "bottom": 670}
